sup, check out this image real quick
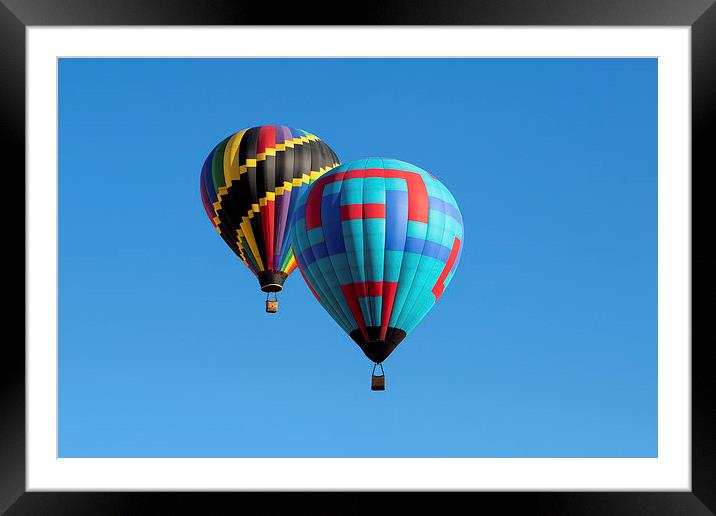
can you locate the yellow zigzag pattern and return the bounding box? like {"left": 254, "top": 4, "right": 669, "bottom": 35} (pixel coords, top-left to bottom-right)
{"left": 212, "top": 132, "right": 308, "bottom": 269}
{"left": 209, "top": 130, "right": 337, "bottom": 272}
{"left": 235, "top": 163, "right": 338, "bottom": 272}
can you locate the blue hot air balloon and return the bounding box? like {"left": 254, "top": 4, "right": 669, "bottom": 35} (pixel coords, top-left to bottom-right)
{"left": 290, "top": 158, "right": 464, "bottom": 389}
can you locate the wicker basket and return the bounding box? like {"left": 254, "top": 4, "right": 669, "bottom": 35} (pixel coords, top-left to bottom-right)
{"left": 371, "top": 374, "right": 385, "bottom": 391}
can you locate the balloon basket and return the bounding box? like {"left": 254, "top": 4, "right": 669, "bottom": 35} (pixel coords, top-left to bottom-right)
{"left": 265, "top": 293, "right": 278, "bottom": 313}
{"left": 371, "top": 363, "right": 385, "bottom": 391}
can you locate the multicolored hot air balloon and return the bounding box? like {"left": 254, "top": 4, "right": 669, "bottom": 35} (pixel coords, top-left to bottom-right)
{"left": 200, "top": 126, "right": 340, "bottom": 312}
{"left": 290, "top": 158, "right": 463, "bottom": 389}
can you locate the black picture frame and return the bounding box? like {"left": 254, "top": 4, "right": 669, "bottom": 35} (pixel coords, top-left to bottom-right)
{"left": 2, "top": 1, "right": 710, "bottom": 514}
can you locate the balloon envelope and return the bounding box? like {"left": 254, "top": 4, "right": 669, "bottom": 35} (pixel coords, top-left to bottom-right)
{"left": 291, "top": 158, "right": 463, "bottom": 363}
{"left": 200, "top": 126, "right": 339, "bottom": 292}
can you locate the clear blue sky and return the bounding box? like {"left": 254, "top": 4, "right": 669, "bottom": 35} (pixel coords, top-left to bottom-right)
{"left": 58, "top": 58, "right": 657, "bottom": 458}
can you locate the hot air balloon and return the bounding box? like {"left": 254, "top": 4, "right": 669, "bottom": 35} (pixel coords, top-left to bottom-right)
{"left": 200, "top": 126, "right": 340, "bottom": 312}
{"left": 290, "top": 158, "right": 463, "bottom": 389}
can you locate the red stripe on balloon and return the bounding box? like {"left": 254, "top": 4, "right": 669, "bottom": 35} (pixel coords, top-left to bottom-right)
{"left": 260, "top": 200, "right": 275, "bottom": 270}
{"left": 380, "top": 282, "right": 398, "bottom": 340}
{"left": 432, "top": 237, "right": 461, "bottom": 300}
{"left": 257, "top": 125, "right": 276, "bottom": 154}
{"left": 340, "top": 203, "right": 386, "bottom": 220}
{"left": 350, "top": 281, "right": 385, "bottom": 297}
{"left": 306, "top": 169, "right": 428, "bottom": 230}
{"left": 341, "top": 283, "right": 368, "bottom": 340}
{"left": 339, "top": 281, "right": 399, "bottom": 341}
